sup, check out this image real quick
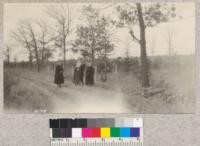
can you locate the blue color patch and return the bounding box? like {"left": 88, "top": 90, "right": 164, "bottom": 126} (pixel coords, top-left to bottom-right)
{"left": 131, "top": 128, "right": 140, "bottom": 137}
{"left": 120, "top": 128, "right": 131, "bottom": 137}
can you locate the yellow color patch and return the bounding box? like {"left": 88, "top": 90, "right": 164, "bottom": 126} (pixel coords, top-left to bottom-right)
{"left": 101, "top": 128, "right": 110, "bottom": 138}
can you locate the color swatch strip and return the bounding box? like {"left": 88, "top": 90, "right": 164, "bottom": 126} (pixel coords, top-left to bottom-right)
{"left": 50, "top": 118, "right": 142, "bottom": 128}
{"left": 50, "top": 118, "right": 142, "bottom": 138}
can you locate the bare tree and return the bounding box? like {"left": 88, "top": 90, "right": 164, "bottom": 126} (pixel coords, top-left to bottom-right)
{"left": 165, "top": 28, "right": 175, "bottom": 56}
{"left": 11, "top": 19, "right": 53, "bottom": 71}
{"left": 4, "top": 45, "right": 12, "bottom": 66}
{"left": 37, "top": 20, "right": 53, "bottom": 64}
{"left": 149, "top": 36, "right": 156, "bottom": 56}
{"left": 45, "top": 4, "right": 72, "bottom": 67}
{"left": 124, "top": 36, "right": 131, "bottom": 72}
{"left": 25, "top": 21, "right": 41, "bottom": 72}
{"left": 11, "top": 23, "right": 33, "bottom": 68}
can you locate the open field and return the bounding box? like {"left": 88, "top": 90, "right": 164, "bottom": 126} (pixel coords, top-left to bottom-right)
{"left": 4, "top": 55, "right": 195, "bottom": 113}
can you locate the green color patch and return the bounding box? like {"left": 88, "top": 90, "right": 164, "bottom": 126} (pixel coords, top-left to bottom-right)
{"left": 110, "top": 128, "right": 120, "bottom": 137}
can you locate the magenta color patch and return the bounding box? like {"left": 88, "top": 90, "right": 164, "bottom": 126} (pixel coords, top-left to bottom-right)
{"left": 82, "top": 128, "right": 92, "bottom": 138}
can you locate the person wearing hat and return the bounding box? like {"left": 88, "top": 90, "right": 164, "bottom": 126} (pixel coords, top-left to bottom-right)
{"left": 85, "top": 62, "right": 95, "bottom": 86}
{"left": 73, "top": 60, "right": 81, "bottom": 85}
{"left": 54, "top": 61, "right": 64, "bottom": 88}
{"left": 79, "top": 59, "right": 86, "bottom": 85}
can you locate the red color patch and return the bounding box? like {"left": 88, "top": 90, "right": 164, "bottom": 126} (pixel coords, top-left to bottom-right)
{"left": 92, "top": 128, "right": 100, "bottom": 137}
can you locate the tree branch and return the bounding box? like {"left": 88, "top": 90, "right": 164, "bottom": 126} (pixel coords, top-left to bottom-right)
{"left": 129, "top": 29, "right": 140, "bottom": 43}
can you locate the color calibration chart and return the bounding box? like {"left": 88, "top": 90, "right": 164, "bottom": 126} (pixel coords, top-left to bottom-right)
{"left": 49, "top": 118, "right": 143, "bottom": 146}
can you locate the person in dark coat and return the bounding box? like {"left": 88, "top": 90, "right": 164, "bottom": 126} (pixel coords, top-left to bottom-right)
{"left": 79, "top": 63, "right": 86, "bottom": 85}
{"left": 73, "top": 67, "right": 80, "bottom": 85}
{"left": 73, "top": 60, "right": 81, "bottom": 85}
{"left": 85, "top": 62, "right": 95, "bottom": 86}
{"left": 54, "top": 63, "right": 64, "bottom": 88}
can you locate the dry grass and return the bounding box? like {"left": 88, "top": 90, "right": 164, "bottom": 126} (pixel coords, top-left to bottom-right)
{"left": 4, "top": 68, "right": 53, "bottom": 113}
{"left": 119, "top": 55, "right": 195, "bottom": 113}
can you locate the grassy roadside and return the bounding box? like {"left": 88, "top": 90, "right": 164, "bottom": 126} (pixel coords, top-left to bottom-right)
{"left": 4, "top": 68, "right": 53, "bottom": 113}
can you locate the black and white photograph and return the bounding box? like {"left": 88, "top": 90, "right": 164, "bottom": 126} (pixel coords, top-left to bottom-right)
{"left": 3, "top": 2, "right": 195, "bottom": 113}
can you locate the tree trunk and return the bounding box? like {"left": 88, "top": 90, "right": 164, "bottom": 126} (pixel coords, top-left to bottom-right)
{"left": 25, "top": 41, "right": 33, "bottom": 69}
{"left": 63, "top": 36, "right": 66, "bottom": 68}
{"left": 169, "top": 43, "right": 172, "bottom": 56}
{"left": 7, "top": 55, "right": 10, "bottom": 66}
{"left": 104, "top": 46, "right": 107, "bottom": 81}
{"left": 136, "top": 3, "right": 150, "bottom": 87}
{"left": 32, "top": 34, "right": 40, "bottom": 72}
{"left": 29, "top": 53, "right": 33, "bottom": 69}
{"left": 41, "top": 44, "right": 45, "bottom": 64}
{"left": 36, "top": 55, "right": 40, "bottom": 72}
{"left": 91, "top": 46, "right": 95, "bottom": 63}
{"left": 104, "top": 59, "right": 107, "bottom": 81}
{"left": 91, "top": 27, "right": 95, "bottom": 64}
{"left": 63, "top": 23, "right": 67, "bottom": 68}
{"left": 6, "top": 48, "right": 10, "bottom": 66}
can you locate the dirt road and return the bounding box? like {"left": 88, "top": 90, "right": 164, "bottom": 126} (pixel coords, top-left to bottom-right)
{"left": 16, "top": 70, "right": 131, "bottom": 113}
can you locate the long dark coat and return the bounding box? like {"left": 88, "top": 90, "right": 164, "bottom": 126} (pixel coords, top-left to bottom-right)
{"left": 85, "top": 66, "right": 95, "bottom": 85}
{"left": 79, "top": 64, "right": 86, "bottom": 84}
{"left": 54, "top": 65, "right": 64, "bottom": 84}
{"left": 74, "top": 67, "right": 80, "bottom": 85}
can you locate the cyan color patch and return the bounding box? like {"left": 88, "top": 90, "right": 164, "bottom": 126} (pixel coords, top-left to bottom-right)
{"left": 120, "top": 128, "right": 131, "bottom": 137}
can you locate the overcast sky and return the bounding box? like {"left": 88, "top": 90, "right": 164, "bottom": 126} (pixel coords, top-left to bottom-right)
{"left": 4, "top": 2, "right": 195, "bottom": 61}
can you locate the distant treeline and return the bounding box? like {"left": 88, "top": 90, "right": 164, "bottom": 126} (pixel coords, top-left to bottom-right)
{"left": 4, "top": 57, "right": 140, "bottom": 73}
{"left": 4, "top": 55, "right": 194, "bottom": 75}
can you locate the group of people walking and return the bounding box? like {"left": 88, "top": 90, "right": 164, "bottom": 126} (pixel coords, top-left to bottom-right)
{"left": 54, "top": 59, "right": 95, "bottom": 88}
{"left": 73, "top": 60, "right": 95, "bottom": 86}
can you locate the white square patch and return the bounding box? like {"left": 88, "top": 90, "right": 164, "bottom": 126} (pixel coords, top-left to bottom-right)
{"left": 133, "top": 118, "right": 143, "bottom": 127}
{"left": 72, "top": 128, "right": 82, "bottom": 138}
